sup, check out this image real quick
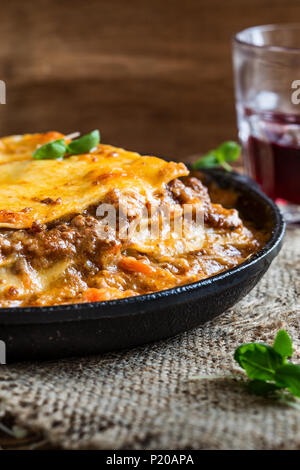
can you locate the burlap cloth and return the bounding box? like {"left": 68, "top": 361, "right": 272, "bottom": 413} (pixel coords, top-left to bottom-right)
{"left": 0, "top": 228, "right": 299, "bottom": 450}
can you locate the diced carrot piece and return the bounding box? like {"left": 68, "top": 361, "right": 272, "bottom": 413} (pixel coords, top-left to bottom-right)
{"left": 118, "top": 257, "right": 155, "bottom": 276}
{"left": 83, "top": 288, "right": 112, "bottom": 302}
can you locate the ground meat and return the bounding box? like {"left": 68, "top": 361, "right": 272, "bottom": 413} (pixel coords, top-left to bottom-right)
{"left": 204, "top": 204, "right": 242, "bottom": 230}
{"left": 168, "top": 178, "right": 205, "bottom": 204}
{"left": 168, "top": 177, "right": 241, "bottom": 230}
{"left": 0, "top": 174, "right": 266, "bottom": 307}
{"left": 0, "top": 177, "right": 241, "bottom": 274}
{"left": 181, "top": 176, "right": 211, "bottom": 202}
{"left": 1, "top": 213, "right": 120, "bottom": 272}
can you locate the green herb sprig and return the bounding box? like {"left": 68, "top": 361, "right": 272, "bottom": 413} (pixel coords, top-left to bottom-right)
{"left": 32, "top": 139, "right": 67, "bottom": 160}
{"left": 192, "top": 141, "right": 241, "bottom": 171}
{"left": 67, "top": 130, "right": 100, "bottom": 155}
{"left": 32, "top": 130, "right": 100, "bottom": 160}
{"left": 234, "top": 330, "right": 300, "bottom": 397}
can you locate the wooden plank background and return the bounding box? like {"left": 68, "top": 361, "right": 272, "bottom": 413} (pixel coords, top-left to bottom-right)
{"left": 0, "top": 0, "right": 300, "bottom": 161}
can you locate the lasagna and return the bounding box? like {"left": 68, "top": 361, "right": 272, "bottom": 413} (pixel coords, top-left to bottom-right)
{"left": 0, "top": 132, "right": 266, "bottom": 307}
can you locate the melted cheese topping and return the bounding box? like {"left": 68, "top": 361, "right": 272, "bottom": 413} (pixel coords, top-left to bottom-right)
{"left": 0, "top": 132, "right": 65, "bottom": 165}
{"left": 0, "top": 134, "right": 188, "bottom": 228}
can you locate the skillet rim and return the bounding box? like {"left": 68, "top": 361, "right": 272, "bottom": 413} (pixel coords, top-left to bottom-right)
{"left": 0, "top": 169, "right": 286, "bottom": 324}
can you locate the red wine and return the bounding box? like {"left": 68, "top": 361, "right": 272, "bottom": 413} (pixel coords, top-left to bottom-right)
{"left": 244, "top": 110, "right": 300, "bottom": 205}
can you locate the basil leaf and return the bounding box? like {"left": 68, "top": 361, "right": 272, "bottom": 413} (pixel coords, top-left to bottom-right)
{"left": 275, "top": 364, "right": 300, "bottom": 397}
{"left": 247, "top": 380, "right": 281, "bottom": 396}
{"left": 234, "top": 331, "right": 300, "bottom": 399}
{"left": 191, "top": 140, "right": 241, "bottom": 171}
{"left": 67, "top": 130, "right": 100, "bottom": 155}
{"left": 217, "top": 141, "right": 241, "bottom": 163}
{"left": 234, "top": 342, "right": 284, "bottom": 382}
{"left": 192, "top": 152, "right": 219, "bottom": 169}
{"left": 273, "top": 330, "right": 293, "bottom": 359}
{"left": 32, "top": 139, "right": 67, "bottom": 160}
{"left": 216, "top": 157, "right": 233, "bottom": 172}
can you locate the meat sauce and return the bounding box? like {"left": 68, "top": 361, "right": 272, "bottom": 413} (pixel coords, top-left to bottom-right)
{"left": 0, "top": 173, "right": 268, "bottom": 307}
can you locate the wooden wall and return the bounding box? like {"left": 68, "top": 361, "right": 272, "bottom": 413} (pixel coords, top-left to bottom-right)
{"left": 0, "top": 0, "right": 299, "bottom": 160}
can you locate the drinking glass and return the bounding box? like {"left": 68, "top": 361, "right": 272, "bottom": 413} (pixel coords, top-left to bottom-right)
{"left": 233, "top": 24, "right": 300, "bottom": 223}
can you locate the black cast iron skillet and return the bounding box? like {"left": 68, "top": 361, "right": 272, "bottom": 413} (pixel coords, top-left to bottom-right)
{"left": 0, "top": 169, "right": 285, "bottom": 362}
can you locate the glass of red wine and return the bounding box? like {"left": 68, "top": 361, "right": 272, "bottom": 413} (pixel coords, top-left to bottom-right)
{"left": 233, "top": 24, "right": 300, "bottom": 223}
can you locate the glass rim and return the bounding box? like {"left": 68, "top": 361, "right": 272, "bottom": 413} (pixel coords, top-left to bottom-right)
{"left": 233, "top": 23, "right": 300, "bottom": 53}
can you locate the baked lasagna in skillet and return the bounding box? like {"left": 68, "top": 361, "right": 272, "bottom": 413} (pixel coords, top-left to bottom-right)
{"left": 0, "top": 132, "right": 267, "bottom": 307}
